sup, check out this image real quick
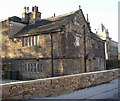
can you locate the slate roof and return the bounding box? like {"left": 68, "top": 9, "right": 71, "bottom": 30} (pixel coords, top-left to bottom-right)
{"left": 8, "top": 16, "right": 27, "bottom": 24}
{"left": 12, "top": 9, "right": 102, "bottom": 42}
{"left": 13, "top": 10, "right": 80, "bottom": 38}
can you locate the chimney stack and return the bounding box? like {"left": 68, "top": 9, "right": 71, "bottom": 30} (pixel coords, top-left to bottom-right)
{"left": 23, "top": 6, "right": 26, "bottom": 13}
{"left": 87, "top": 14, "right": 89, "bottom": 22}
{"left": 22, "top": 6, "right": 29, "bottom": 23}
{"left": 22, "top": 6, "right": 41, "bottom": 23}
{"left": 79, "top": 5, "right": 81, "bottom": 10}
{"left": 36, "top": 6, "right": 38, "bottom": 12}
{"left": 26, "top": 7, "right": 29, "bottom": 13}
{"left": 31, "top": 6, "right": 41, "bottom": 21}
{"left": 32, "top": 6, "right": 34, "bottom": 12}
{"left": 86, "top": 14, "right": 91, "bottom": 29}
{"left": 34, "top": 6, "right": 37, "bottom": 12}
{"left": 54, "top": 13, "right": 55, "bottom": 17}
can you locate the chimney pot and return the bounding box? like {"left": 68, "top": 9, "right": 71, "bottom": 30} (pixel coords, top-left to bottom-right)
{"left": 87, "top": 14, "right": 89, "bottom": 22}
{"left": 32, "top": 6, "right": 34, "bottom": 12}
{"left": 24, "top": 6, "right": 26, "bottom": 9}
{"left": 79, "top": 5, "right": 81, "bottom": 10}
{"left": 36, "top": 6, "right": 38, "bottom": 12}
{"left": 54, "top": 13, "right": 55, "bottom": 17}
{"left": 24, "top": 6, "right": 26, "bottom": 13}
{"left": 27, "top": 7, "right": 29, "bottom": 13}
{"left": 34, "top": 6, "right": 37, "bottom": 12}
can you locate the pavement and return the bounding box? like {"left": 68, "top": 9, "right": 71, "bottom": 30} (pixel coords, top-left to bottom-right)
{"left": 27, "top": 77, "right": 120, "bottom": 100}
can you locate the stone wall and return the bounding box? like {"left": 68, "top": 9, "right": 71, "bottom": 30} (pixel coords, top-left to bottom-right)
{"left": 1, "top": 69, "right": 120, "bottom": 99}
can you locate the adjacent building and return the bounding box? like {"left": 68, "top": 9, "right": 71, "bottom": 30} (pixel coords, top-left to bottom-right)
{"left": 96, "top": 23, "right": 118, "bottom": 60}
{"left": 1, "top": 6, "right": 106, "bottom": 80}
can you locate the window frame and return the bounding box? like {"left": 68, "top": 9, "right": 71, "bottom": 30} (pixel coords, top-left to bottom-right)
{"left": 22, "top": 35, "right": 40, "bottom": 47}
{"left": 75, "top": 36, "right": 80, "bottom": 46}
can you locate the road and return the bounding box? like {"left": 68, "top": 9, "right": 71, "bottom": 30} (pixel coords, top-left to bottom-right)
{"left": 28, "top": 77, "right": 120, "bottom": 100}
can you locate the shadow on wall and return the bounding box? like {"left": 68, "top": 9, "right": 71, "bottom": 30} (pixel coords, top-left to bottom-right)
{"left": 106, "top": 59, "right": 120, "bottom": 70}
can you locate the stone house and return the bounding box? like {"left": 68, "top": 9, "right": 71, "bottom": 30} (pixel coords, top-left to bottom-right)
{"left": 1, "top": 6, "right": 106, "bottom": 80}
{"left": 96, "top": 23, "right": 118, "bottom": 60}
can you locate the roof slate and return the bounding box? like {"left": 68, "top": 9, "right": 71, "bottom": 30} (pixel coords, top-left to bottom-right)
{"left": 9, "top": 16, "right": 27, "bottom": 24}
{"left": 13, "top": 10, "right": 80, "bottom": 37}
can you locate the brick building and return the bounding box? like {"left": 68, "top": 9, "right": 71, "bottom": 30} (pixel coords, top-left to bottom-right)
{"left": 1, "top": 6, "right": 106, "bottom": 80}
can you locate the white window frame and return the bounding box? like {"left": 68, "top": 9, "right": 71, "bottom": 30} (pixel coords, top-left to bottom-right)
{"left": 22, "top": 35, "right": 40, "bottom": 47}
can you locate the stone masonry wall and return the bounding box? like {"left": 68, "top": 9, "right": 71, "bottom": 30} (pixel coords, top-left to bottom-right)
{"left": 1, "top": 69, "right": 120, "bottom": 99}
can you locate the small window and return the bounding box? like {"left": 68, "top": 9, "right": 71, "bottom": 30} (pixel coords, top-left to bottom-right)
{"left": 75, "top": 36, "right": 80, "bottom": 46}
{"left": 88, "top": 39, "right": 92, "bottom": 48}
{"left": 24, "top": 62, "right": 41, "bottom": 73}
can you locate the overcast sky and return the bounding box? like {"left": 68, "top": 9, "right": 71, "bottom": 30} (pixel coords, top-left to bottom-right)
{"left": 0, "top": 0, "right": 119, "bottom": 44}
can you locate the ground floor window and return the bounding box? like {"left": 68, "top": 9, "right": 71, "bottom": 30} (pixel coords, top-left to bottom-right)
{"left": 22, "top": 62, "right": 46, "bottom": 73}
{"left": 23, "top": 62, "right": 44, "bottom": 73}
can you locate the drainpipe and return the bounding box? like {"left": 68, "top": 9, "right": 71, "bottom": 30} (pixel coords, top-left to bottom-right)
{"left": 50, "top": 32, "right": 54, "bottom": 77}
{"left": 83, "top": 25, "right": 87, "bottom": 72}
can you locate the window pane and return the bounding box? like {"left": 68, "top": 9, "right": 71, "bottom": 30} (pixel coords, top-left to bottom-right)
{"left": 37, "top": 36, "right": 39, "bottom": 46}
{"left": 29, "top": 37, "right": 32, "bottom": 46}
{"left": 24, "top": 37, "right": 27, "bottom": 46}
{"left": 27, "top": 37, "right": 29, "bottom": 46}
{"left": 22, "top": 38, "right": 24, "bottom": 46}
{"left": 29, "top": 37, "right": 31, "bottom": 46}
{"left": 34, "top": 36, "right": 36, "bottom": 45}
{"left": 75, "top": 36, "right": 80, "bottom": 46}
{"left": 34, "top": 67, "right": 36, "bottom": 72}
{"left": 32, "top": 36, "right": 34, "bottom": 46}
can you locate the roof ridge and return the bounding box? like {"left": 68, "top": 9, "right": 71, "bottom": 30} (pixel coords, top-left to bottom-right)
{"left": 46, "top": 10, "right": 79, "bottom": 21}
{"left": 13, "top": 9, "right": 81, "bottom": 37}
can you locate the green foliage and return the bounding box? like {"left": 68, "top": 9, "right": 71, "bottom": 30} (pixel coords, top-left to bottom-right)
{"left": 106, "top": 59, "right": 120, "bottom": 70}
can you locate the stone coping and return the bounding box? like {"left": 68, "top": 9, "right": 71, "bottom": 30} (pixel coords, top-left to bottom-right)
{"left": 1, "top": 69, "right": 119, "bottom": 85}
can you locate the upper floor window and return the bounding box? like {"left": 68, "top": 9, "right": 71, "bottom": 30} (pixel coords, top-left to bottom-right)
{"left": 75, "top": 36, "right": 80, "bottom": 46}
{"left": 22, "top": 35, "right": 40, "bottom": 47}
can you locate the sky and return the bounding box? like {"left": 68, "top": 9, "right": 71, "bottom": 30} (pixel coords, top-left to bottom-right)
{"left": 0, "top": 0, "right": 119, "bottom": 50}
